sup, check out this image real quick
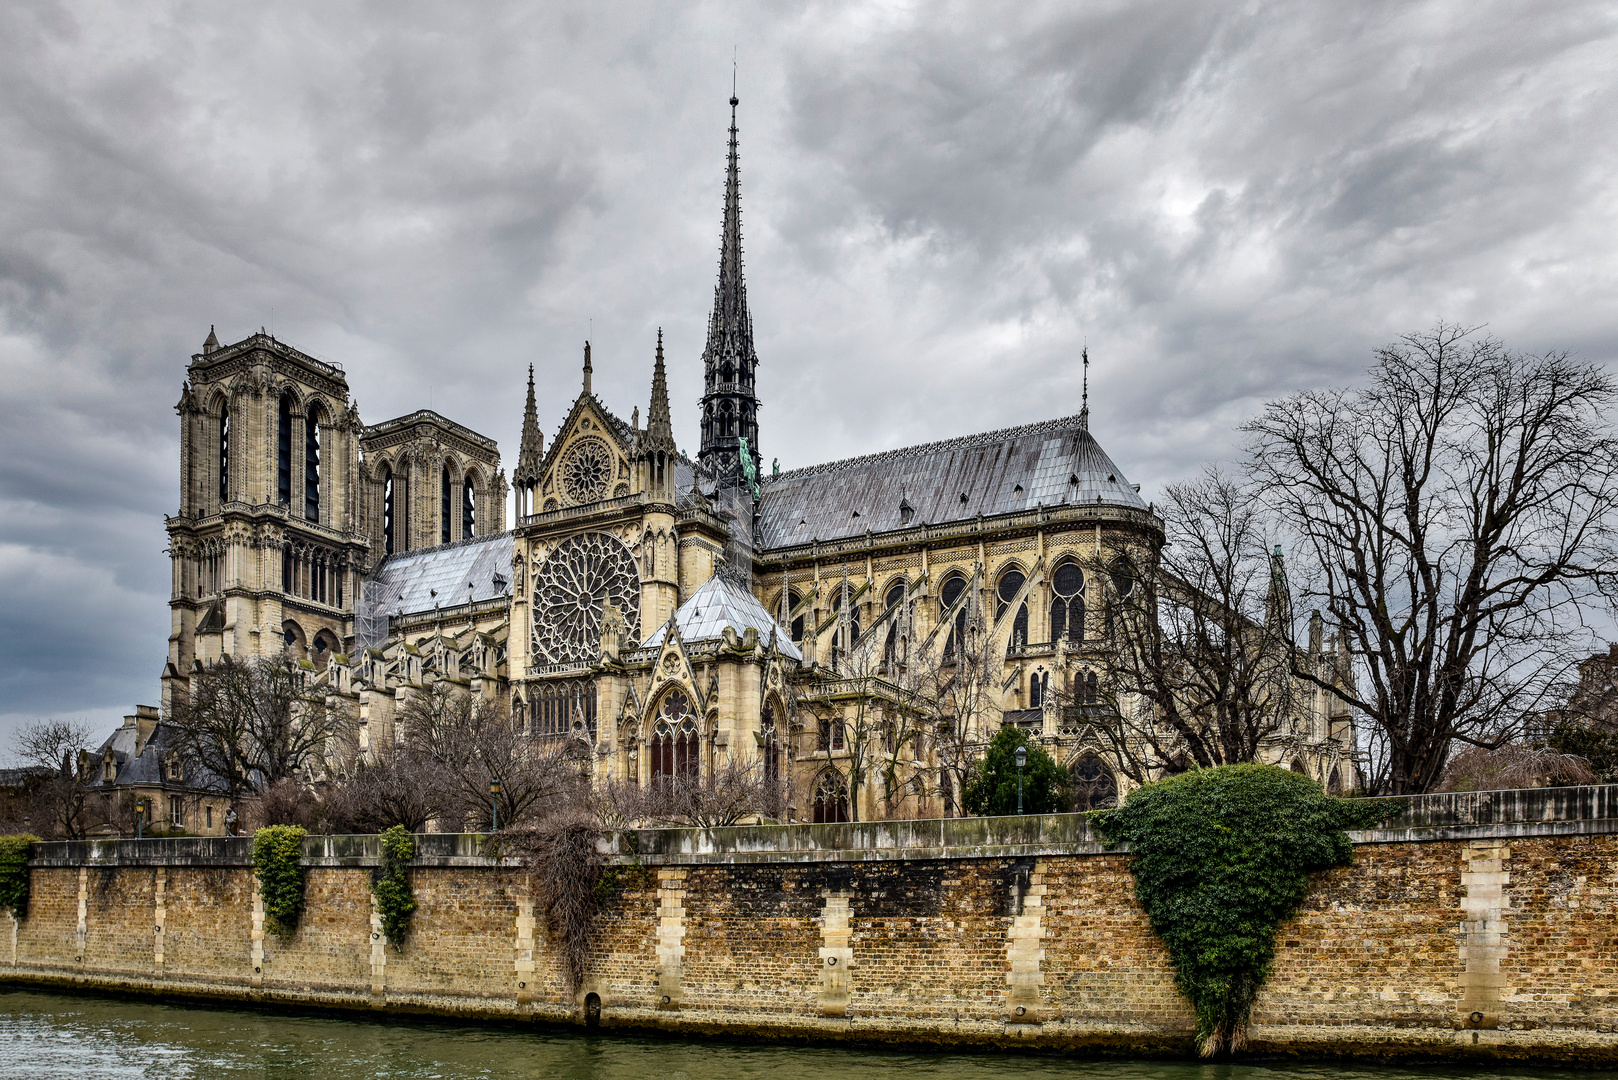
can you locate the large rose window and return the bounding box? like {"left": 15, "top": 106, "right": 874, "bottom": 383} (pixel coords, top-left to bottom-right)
{"left": 530, "top": 532, "right": 640, "bottom": 667}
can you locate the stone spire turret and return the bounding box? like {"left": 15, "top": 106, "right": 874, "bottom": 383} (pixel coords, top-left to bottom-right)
{"left": 697, "top": 94, "right": 762, "bottom": 478}
{"left": 582, "top": 340, "right": 593, "bottom": 395}
{"left": 640, "top": 329, "right": 678, "bottom": 501}
{"left": 513, "top": 364, "right": 544, "bottom": 516}
{"left": 203, "top": 325, "right": 219, "bottom": 354}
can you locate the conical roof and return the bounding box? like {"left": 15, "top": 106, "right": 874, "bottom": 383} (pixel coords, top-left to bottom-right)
{"left": 640, "top": 575, "right": 802, "bottom": 660}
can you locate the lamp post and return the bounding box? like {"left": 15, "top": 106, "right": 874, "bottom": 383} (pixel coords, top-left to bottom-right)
{"left": 1015, "top": 745, "right": 1028, "bottom": 815}
{"left": 135, "top": 801, "right": 145, "bottom": 840}
{"left": 490, "top": 780, "right": 501, "bottom": 833}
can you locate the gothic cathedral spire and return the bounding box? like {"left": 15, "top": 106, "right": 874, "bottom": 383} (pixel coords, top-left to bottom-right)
{"left": 513, "top": 364, "right": 544, "bottom": 517}
{"left": 697, "top": 93, "right": 762, "bottom": 478}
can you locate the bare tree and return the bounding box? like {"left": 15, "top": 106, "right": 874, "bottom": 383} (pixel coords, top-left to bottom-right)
{"left": 14, "top": 720, "right": 96, "bottom": 839}
{"left": 320, "top": 739, "right": 449, "bottom": 834}
{"left": 400, "top": 684, "right": 583, "bottom": 830}
{"left": 902, "top": 590, "right": 1002, "bottom": 817}
{"left": 603, "top": 754, "right": 786, "bottom": 828}
{"left": 1245, "top": 325, "right": 1618, "bottom": 793}
{"left": 1091, "top": 468, "right": 1296, "bottom": 782}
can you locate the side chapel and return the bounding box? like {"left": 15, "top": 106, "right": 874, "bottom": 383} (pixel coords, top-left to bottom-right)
{"left": 151, "top": 96, "right": 1360, "bottom": 825}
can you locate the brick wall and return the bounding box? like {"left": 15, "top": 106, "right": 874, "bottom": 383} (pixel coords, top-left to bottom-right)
{"left": 6, "top": 793, "right": 1618, "bottom": 1063}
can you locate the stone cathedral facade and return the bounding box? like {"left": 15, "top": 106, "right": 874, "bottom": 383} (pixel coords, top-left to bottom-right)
{"left": 154, "top": 99, "right": 1359, "bottom": 824}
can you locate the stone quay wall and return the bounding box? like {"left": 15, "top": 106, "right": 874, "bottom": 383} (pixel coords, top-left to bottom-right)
{"left": 3, "top": 785, "right": 1617, "bottom": 1064}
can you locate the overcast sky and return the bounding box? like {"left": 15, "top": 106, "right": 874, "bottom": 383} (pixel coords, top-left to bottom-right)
{"left": 3, "top": 0, "right": 1616, "bottom": 748}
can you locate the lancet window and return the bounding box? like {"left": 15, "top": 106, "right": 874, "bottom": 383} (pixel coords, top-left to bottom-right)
{"left": 462, "top": 475, "right": 476, "bottom": 538}
{"left": 812, "top": 771, "right": 849, "bottom": 824}
{"left": 883, "top": 580, "right": 906, "bottom": 670}
{"left": 304, "top": 408, "right": 321, "bottom": 523}
{"left": 382, "top": 466, "right": 397, "bottom": 555}
{"left": 217, "top": 407, "right": 231, "bottom": 502}
{"left": 441, "top": 466, "right": 452, "bottom": 545}
{"left": 1070, "top": 754, "right": 1118, "bottom": 812}
{"left": 940, "top": 574, "right": 968, "bottom": 658}
{"left": 761, "top": 699, "right": 780, "bottom": 787}
{"left": 281, "top": 543, "right": 340, "bottom": 606}
{"left": 531, "top": 678, "right": 597, "bottom": 740}
{"left": 277, "top": 393, "right": 293, "bottom": 505}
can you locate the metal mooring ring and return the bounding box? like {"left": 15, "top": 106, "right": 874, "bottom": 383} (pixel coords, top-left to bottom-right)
{"left": 827, "top": 956, "right": 837, "bottom": 966}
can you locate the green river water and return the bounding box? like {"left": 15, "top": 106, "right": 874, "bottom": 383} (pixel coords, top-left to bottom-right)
{"left": 0, "top": 989, "right": 1610, "bottom": 1080}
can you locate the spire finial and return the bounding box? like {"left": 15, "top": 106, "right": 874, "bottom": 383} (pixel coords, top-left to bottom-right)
{"left": 1080, "top": 344, "right": 1090, "bottom": 431}
{"left": 583, "top": 340, "right": 592, "bottom": 395}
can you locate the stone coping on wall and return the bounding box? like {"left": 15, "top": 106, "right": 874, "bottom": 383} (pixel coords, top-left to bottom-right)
{"left": 24, "top": 783, "right": 1618, "bottom": 869}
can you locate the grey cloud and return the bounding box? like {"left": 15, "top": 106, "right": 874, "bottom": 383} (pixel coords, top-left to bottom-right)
{"left": 2, "top": 0, "right": 1616, "bottom": 745}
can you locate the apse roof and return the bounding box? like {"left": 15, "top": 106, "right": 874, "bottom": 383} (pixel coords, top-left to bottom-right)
{"left": 365, "top": 532, "right": 515, "bottom": 619}
{"left": 641, "top": 574, "right": 803, "bottom": 661}
{"left": 756, "top": 414, "right": 1148, "bottom": 549}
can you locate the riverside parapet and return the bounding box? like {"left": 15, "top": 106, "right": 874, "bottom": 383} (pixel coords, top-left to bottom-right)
{"left": 5, "top": 785, "right": 1618, "bottom": 1064}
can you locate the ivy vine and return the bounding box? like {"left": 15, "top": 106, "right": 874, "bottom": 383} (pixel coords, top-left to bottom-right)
{"left": 0, "top": 835, "right": 37, "bottom": 919}
{"left": 252, "top": 825, "right": 308, "bottom": 939}
{"left": 371, "top": 825, "right": 418, "bottom": 950}
{"left": 1090, "top": 764, "right": 1388, "bottom": 1056}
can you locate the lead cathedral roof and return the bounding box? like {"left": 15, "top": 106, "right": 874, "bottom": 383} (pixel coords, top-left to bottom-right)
{"left": 755, "top": 413, "right": 1147, "bottom": 549}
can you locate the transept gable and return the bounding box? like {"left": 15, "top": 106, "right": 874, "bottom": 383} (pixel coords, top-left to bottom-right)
{"left": 534, "top": 394, "right": 634, "bottom": 511}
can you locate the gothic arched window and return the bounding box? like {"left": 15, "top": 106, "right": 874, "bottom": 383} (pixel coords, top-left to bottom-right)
{"left": 787, "top": 589, "right": 805, "bottom": 643}
{"left": 939, "top": 574, "right": 968, "bottom": 658}
{"left": 382, "top": 466, "right": 396, "bottom": 555}
{"left": 812, "top": 771, "right": 849, "bottom": 824}
{"left": 1070, "top": 754, "right": 1118, "bottom": 811}
{"left": 277, "top": 393, "right": 293, "bottom": 505}
{"left": 996, "top": 567, "right": 1025, "bottom": 620}
{"left": 761, "top": 699, "right": 780, "bottom": 787}
{"left": 462, "top": 473, "right": 476, "bottom": 538}
{"left": 304, "top": 407, "right": 322, "bottom": 523}
{"left": 1050, "top": 561, "right": 1085, "bottom": 643}
{"left": 883, "top": 580, "right": 906, "bottom": 669}
{"left": 651, "top": 689, "right": 698, "bottom": 783}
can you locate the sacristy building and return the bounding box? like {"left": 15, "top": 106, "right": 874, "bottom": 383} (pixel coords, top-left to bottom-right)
{"left": 152, "top": 98, "right": 1359, "bottom": 824}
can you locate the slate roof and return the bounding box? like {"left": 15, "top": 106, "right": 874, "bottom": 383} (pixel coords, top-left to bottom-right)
{"left": 756, "top": 414, "right": 1147, "bottom": 549}
{"left": 366, "top": 531, "right": 515, "bottom": 619}
{"left": 641, "top": 575, "right": 803, "bottom": 660}
{"left": 87, "top": 722, "right": 228, "bottom": 794}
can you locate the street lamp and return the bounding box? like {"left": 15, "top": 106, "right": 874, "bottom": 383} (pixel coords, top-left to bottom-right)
{"left": 135, "top": 800, "right": 146, "bottom": 840}
{"left": 1015, "top": 745, "right": 1028, "bottom": 815}
{"left": 490, "top": 780, "right": 501, "bottom": 833}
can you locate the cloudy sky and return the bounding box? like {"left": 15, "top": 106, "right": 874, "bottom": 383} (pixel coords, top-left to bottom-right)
{"left": 2, "top": 0, "right": 1616, "bottom": 746}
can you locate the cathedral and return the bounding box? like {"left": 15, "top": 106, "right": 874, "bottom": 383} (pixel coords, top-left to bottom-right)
{"left": 152, "top": 98, "right": 1359, "bottom": 827}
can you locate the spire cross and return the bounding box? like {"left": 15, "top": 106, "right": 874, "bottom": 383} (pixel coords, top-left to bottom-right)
{"left": 1080, "top": 345, "right": 1090, "bottom": 431}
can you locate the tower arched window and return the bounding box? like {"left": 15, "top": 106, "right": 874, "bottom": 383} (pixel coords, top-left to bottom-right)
{"left": 304, "top": 408, "right": 321, "bottom": 522}
{"left": 441, "top": 466, "right": 452, "bottom": 545}
{"left": 217, "top": 407, "right": 231, "bottom": 502}
{"left": 382, "top": 466, "right": 396, "bottom": 555}
{"left": 651, "top": 689, "right": 698, "bottom": 783}
{"left": 462, "top": 474, "right": 476, "bottom": 538}
{"left": 1050, "top": 562, "right": 1085, "bottom": 644}
{"left": 276, "top": 393, "right": 293, "bottom": 505}
{"left": 940, "top": 574, "right": 968, "bottom": 659}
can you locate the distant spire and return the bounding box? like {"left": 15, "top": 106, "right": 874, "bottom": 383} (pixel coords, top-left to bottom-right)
{"left": 698, "top": 93, "right": 762, "bottom": 477}
{"left": 1080, "top": 345, "right": 1090, "bottom": 431}
{"left": 513, "top": 364, "right": 544, "bottom": 490}
{"left": 582, "top": 340, "right": 593, "bottom": 395}
{"left": 203, "top": 325, "right": 219, "bottom": 354}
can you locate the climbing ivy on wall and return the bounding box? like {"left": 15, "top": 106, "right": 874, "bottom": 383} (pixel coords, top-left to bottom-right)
{"left": 252, "top": 825, "right": 308, "bottom": 939}
{"left": 371, "top": 826, "right": 417, "bottom": 950}
{"left": 1090, "top": 764, "right": 1388, "bottom": 1056}
{"left": 0, "top": 835, "right": 38, "bottom": 919}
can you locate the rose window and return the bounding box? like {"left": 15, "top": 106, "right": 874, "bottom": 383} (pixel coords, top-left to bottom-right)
{"left": 530, "top": 531, "right": 640, "bottom": 667}
{"left": 561, "top": 437, "right": 613, "bottom": 505}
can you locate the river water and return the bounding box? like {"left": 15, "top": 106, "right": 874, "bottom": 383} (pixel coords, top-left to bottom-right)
{"left": 0, "top": 988, "right": 1609, "bottom": 1080}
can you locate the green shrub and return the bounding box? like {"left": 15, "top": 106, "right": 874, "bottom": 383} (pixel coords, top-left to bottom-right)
{"left": 1090, "top": 764, "right": 1388, "bottom": 1056}
{"left": 963, "top": 725, "right": 1069, "bottom": 815}
{"left": 371, "top": 825, "right": 417, "bottom": 950}
{"left": 0, "top": 835, "right": 38, "bottom": 919}
{"left": 252, "top": 825, "right": 308, "bottom": 938}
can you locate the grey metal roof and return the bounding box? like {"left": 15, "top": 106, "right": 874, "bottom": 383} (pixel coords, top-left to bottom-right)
{"left": 756, "top": 414, "right": 1147, "bottom": 549}
{"left": 87, "top": 723, "right": 228, "bottom": 794}
{"left": 641, "top": 575, "right": 803, "bottom": 660}
{"left": 367, "top": 532, "right": 515, "bottom": 618}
